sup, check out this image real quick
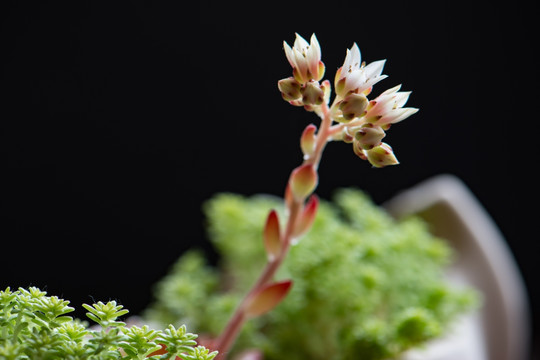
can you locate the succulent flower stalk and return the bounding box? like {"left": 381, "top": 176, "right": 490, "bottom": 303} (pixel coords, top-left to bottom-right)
{"left": 215, "top": 32, "right": 418, "bottom": 359}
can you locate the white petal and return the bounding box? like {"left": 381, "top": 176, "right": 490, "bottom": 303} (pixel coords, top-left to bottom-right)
{"left": 294, "top": 33, "right": 309, "bottom": 52}
{"left": 345, "top": 69, "right": 365, "bottom": 93}
{"left": 364, "top": 59, "right": 386, "bottom": 80}
{"left": 379, "top": 107, "right": 419, "bottom": 125}
{"left": 306, "top": 34, "right": 321, "bottom": 77}
{"left": 292, "top": 47, "right": 308, "bottom": 76}
{"left": 369, "top": 94, "right": 395, "bottom": 116}
{"left": 365, "top": 74, "right": 388, "bottom": 89}
{"left": 310, "top": 33, "right": 321, "bottom": 59}
{"left": 350, "top": 43, "right": 361, "bottom": 68}
{"left": 342, "top": 43, "right": 361, "bottom": 73}
{"left": 342, "top": 49, "right": 353, "bottom": 72}
{"left": 283, "top": 41, "right": 296, "bottom": 68}
{"left": 394, "top": 91, "right": 412, "bottom": 108}
{"left": 380, "top": 84, "right": 402, "bottom": 96}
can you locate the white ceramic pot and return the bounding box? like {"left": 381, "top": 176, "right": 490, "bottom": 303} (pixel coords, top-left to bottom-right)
{"left": 384, "top": 174, "right": 530, "bottom": 360}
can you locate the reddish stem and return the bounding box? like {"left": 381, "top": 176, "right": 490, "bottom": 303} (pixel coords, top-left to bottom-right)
{"left": 213, "top": 102, "right": 332, "bottom": 359}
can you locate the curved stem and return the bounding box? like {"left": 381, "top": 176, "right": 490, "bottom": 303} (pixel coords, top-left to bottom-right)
{"left": 307, "top": 102, "right": 332, "bottom": 169}
{"left": 213, "top": 102, "right": 333, "bottom": 359}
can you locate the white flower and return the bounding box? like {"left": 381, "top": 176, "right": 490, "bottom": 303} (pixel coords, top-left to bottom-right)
{"left": 365, "top": 85, "right": 419, "bottom": 126}
{"left": 283, "top": 33, "right": 325, "bottom": 84}
{"left": 335, "top": 43, "right": 387, "bottom": 98}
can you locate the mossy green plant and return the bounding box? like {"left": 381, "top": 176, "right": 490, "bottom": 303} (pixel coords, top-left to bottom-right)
{"left": 144, "top": 189, "right": 478, "bottom": 360}
{"left": 0, "top": 287, "right": 217, "bottom": 360}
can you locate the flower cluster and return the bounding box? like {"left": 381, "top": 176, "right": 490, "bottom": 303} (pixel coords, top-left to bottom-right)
{"left": 278, "top": 33, "right": 418, "bottom": 168}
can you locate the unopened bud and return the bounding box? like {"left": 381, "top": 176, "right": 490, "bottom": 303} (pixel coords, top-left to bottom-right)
{"left": 289, "top": 164, "right": 318, "bottom": 201}
{"left": 301, "top": 81, "right": 324, "bottom": 105}
{"left": 353, "top": 140, "right": 368, "bottom": 160}
{"left": 244, "top": 280, "right": 293, "bottom": 318}
{"left": 339, "top": 93, "right": 368, "bottom": 121}
{"left": 300, "top": 124, "right": 317, "bottom": 158}
{"left": 291, "top": 194, "right": 319, "bottom": 241}
{"left": 278, "top": 77, "right": 302, "bottom": 102}
{"left": 263, "top": 210, "right": 282, "bottom": 261}
{"left": 366, "top": 142, "right": 399, "bottom": 168}
{"left": 341, "top": 127, "right": 354, "bottom": 143}
{"left": 354, "top": 124, "right": 386, "bottom": 150}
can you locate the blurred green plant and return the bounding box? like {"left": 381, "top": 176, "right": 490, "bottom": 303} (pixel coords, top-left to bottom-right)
{"left": 144, "top": 188, "right": 478, "bottom": 360}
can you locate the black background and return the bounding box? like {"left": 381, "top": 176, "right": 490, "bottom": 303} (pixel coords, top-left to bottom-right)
{"left": 1, "top": 1, "right": 537, "bottom": 358}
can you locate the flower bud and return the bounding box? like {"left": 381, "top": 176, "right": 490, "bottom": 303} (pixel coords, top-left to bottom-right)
{"left": 244, "top": 280, "right": 292, "bottom": 318}
{"left": 291, "top": 194, "right": 319, "bottom": 241}
{"left": 278, "top": 77, "right": 302, "bottom": 102}
{"left": 339, "top": 93, "right": 368, "bottom": 121}
{"left": 354, "top": 123, "right": 386, "bottom": 150}
{"left": 300, "top": 124, "right": 317, "bottom": 158}
{"left": 341, "top": 127, "right": 354, "bottom": 143}
{"left": 263, "top": 210, "right": 282, "bottom": 261}
{"left": 301, "top": 82, "right": 324, "bottom": 105}
{"left": 366, "top": 142, "right": 399, "bottom": 168}
{"left": 352, "top": 140, "right": 368, "bottom": 160}
{"left": 289, "top": 164, "right": 318, "bottom": 201}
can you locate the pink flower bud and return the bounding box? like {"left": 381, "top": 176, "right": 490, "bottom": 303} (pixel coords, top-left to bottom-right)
{"left": 354, "top": 123, "right": 386, "bottom": 150}
{"left": 263, "top": 210, "right": 282, "bottom": 261}
{"left": 289, "top": 164, "right": 318, "bottom": 201}
{"left": 292, "top": 194, "right": 319, "bottom": 241}
{"left": 353, "top": 140, "right": 368, "bottom": 160}
{"left": 341, "top": 127, "right": 355, "bottom": 143}
{"left": 300, "top": 124, "right": 317, "bottom": 158}
{"left": 339, "top": 93, "right": 368, "bottom": 121}
{"left": 366, "top": 142, "right": 399, "bottom": 168}
{"left": 278, "top": 77, "right": 302, "bottom": 102}
{"left": 244, "top": 280, "right": 293, "bottom": 318}
{"left": 301, "top": 81, "right": 324, "bottom": 105}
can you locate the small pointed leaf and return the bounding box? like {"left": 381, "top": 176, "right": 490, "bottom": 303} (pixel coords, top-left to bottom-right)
{"left": 292, "top": 194, "right": 319, "bottom": 241}
{"left": 263, "top": 210, "right": 282, "bottom": 260}
{"left": 245, "top": 280, "right": 293, "bottom": 318}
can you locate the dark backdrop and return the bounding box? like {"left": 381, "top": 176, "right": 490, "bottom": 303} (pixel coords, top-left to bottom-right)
{"left": 1, "top": 1, "right": 537, "bottom": 358}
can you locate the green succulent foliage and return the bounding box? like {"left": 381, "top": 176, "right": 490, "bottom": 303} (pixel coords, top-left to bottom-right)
{"left": 0, "top": 287, "right": 217, "bottom": 360}
{"left": 144, "top": 189, "right": 479, "bottom": 360}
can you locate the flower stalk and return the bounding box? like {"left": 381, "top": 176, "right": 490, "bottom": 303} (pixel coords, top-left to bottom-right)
{"left": 213, "top": 33, "right": 418, "bottom": 359}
